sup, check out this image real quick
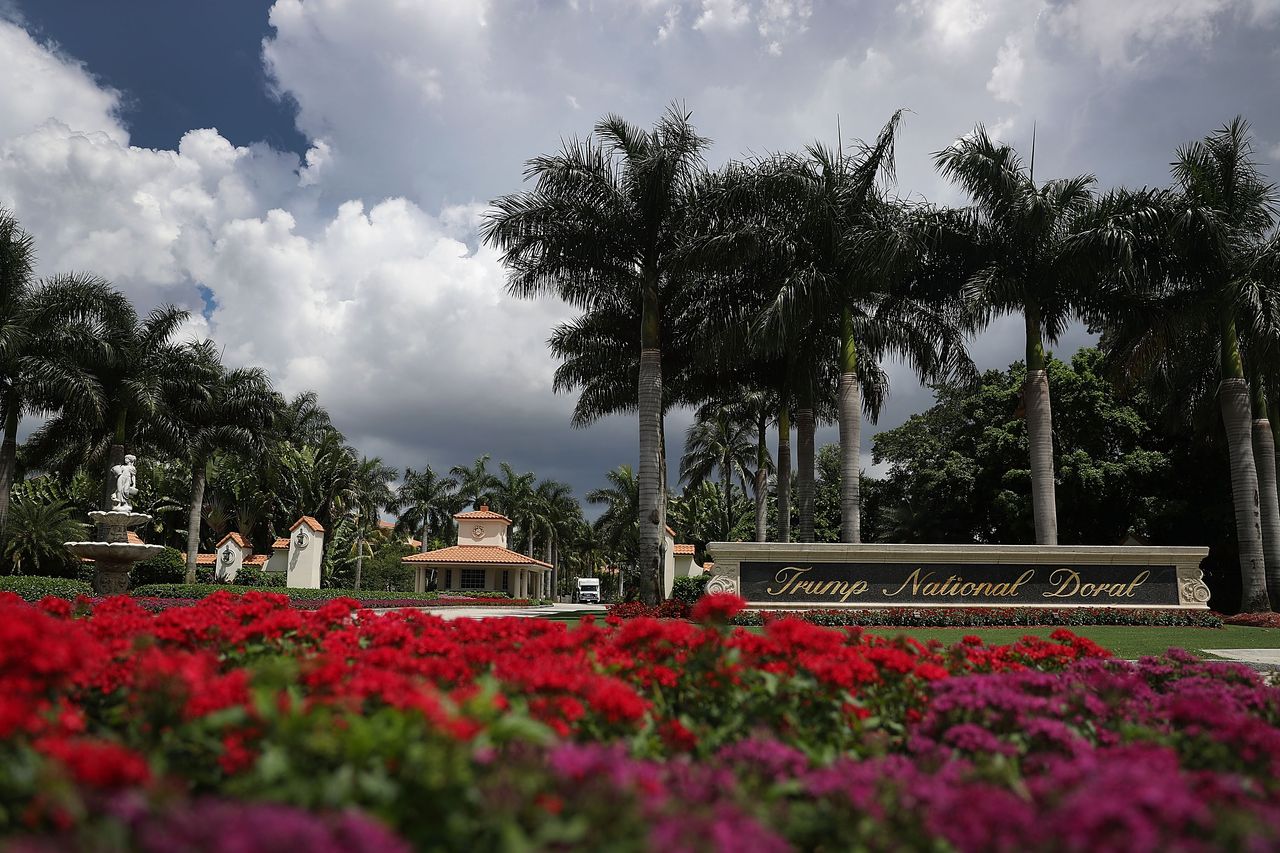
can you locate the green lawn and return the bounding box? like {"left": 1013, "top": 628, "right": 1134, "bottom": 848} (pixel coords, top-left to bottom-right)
{"left": 538, "top": 613, "right": 1280, "bottom": 660}
{"left": 855, "top": 626, "right": 1280, "bottom": 660}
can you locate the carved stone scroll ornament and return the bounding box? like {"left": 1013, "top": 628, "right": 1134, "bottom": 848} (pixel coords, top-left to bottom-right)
{"left": 705, "top": 574, "right": 738, "bottom": 596}
{"left": 1179, "top": 576, "right": 1211, "bottom": 605}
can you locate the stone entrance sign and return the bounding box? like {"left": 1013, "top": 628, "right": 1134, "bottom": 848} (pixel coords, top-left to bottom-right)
{"left": 706, "top": 543, "right": 1212, "bottom": 609}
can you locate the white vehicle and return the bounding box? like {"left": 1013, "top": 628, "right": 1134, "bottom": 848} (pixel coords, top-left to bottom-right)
{"left": 575, "top": 577, "right": 601, "bottom": 604}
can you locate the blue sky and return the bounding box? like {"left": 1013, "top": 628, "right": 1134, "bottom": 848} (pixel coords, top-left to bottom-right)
{"left": 15, "top": 0, "right": 305, "bottom": 154}
{"left": 1, "top": 0, "right": 1279, "bottom": 507}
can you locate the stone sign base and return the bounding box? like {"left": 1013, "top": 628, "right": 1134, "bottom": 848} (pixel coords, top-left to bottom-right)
{"left": 705, "top": 543, "right": 1211, "bottom": 609}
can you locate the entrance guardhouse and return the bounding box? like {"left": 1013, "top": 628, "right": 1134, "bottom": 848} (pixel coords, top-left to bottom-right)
{"left": 402, "top": 506, "right": 552, "bottom": 599}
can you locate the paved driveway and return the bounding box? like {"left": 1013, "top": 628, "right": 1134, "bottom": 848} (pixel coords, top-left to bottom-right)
{"left": 369, "top": 602, "right": 608, "bottom": 620}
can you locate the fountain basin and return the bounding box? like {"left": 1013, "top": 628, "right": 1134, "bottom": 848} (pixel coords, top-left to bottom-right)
{"left": 65, "top": 542, "right": 165, "bottom": 563}
{"left": 68, "top": 510, "right": 165, "bottom": 595}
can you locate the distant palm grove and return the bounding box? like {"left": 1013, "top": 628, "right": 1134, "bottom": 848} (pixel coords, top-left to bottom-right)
{"left": 483, "top": 107, "right": 1280, "bottom": 613}
{"left": 3, "top": 108, "right": 1279, "bottom": 612}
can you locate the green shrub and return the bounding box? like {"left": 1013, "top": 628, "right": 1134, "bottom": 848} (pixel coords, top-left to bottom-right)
{"left": 670, "top": 575, "right": 709, "bottom": 606}
{"left": 130, "top": 547, "right": 185, "bottom": 587}
{"left": 0, "top": 575, "right": 93, "bottom": 601}
{"left": 233, "top": 566, "right": 268, "bottom": 587}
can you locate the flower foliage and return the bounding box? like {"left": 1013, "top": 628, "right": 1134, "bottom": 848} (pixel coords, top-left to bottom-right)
{"left": 1, "top": 590, "right": 1277, "bottom": 850}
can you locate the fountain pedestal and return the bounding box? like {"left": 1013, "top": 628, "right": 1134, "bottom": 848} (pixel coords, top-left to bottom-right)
{"left": 66, "top": 510, "right": 165, "bottom": 595}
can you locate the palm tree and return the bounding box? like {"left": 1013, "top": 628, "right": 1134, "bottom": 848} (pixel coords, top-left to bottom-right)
{"left": 0, "top": 212, "right": 128, "bottom": 534}
{"left": 1100, "top": 118, "right": 1280, "bottom": 611}
{"left": 932, "top": 125, "right": 1098, "bottom": 545}
{"left": 390, "top": 465, "right": 459, "bottom": 553}
{"left": 588, "top": 464, "right": 640, "bottom": 575}
{"left": 347, "top": 456, "right": 396, "bottom": 589}
{"left": 273, "top": 430, "right": 357, "bottom": 536}
{"left": 533, "top": 478, "right": 578, "bottom": 598}
{"left": 450, "top": 454, "right": 500, "bottom": 511}
{"left": 483, "top": 104, "right": 710, "bottom": 604}
{"left": 490, "top": 462, "right": 536, "bottom": 551}
{"left": 170, "top": 340, "right": 275, "bottom": 583}
{"left": 28, "top": 297, "right": 191, "bottom": 511}
{"left": 680, "top": 403, "right": 756, "bottom": 538}
{"left": 2, "top": 495, "right": 87, "bottom": 576}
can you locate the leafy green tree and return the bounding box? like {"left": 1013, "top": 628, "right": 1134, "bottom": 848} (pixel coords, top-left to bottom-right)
{"left": 870, "top": 349, "right": 1203, "bottom": 545}
{"left": 484, "top": 105, "right": 710, "bottom": 603}
{"left": 932, "top": 125, "right": 1098, "bottom": 546}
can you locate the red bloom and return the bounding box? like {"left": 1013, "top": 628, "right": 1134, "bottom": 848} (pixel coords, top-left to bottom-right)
{"left": 37, "top": 737, "right": 151, "bottom": 788}
{"left": 691, "top": 593, "right": 747, "bottom": 625}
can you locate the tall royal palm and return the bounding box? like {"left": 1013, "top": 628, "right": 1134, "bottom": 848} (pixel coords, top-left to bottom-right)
{"left": 171, "top": 340, "right": 275, "bottom": 583}
{"left": 1101, "top": 118, "right": 1279, "bottom": 611}
{"left": 483, "top": 105, "right": 710, "bottom": 603}
{"left": 933, "top": 126, "right": 1097, "bottom": 545}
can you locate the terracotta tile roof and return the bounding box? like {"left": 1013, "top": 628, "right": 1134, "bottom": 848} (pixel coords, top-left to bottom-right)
{"left": 672, "top": 544, "right": 695, "bottom": 555}
{"left": 242, "top": 555, "right": 268, "bottom": 567}
{"left": 180, "top": 552, "right": 220, "bottom": 566}
{"left": 126, "top": 531, "right": 144, "bottom": 545}
{"left": 454, "top": 505, "right": 511, "bottom": 522}
{"left": 703, "top": 562, "right": 715, "bottom": 571}
{"left": 290, "top": 516, "right": 325, "bottom": 533}
{"left": 216, "top": 532, "right": 249, "bottom": 550}
{"left": 665, "top": 525, "right": 676, "bottom": 537}
{"left": 378, "top": 520, "right": 395, "bottom": 530}
{"left": 402, "top": 544, "right": 550, "bottom": 568}
{"left": 272, "top": 538, "right": 290, "bottom": 550}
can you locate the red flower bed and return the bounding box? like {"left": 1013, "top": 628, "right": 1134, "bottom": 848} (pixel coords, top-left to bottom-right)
{"left": 4, "top": 590, "right": 1277, "bottom": 850}
{"left": 1225, "top": 611, "right": 1280, "bottom": 628}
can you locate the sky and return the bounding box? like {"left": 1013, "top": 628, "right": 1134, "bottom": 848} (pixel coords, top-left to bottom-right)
{"left": 1, "top": 0, "right": 1279, "bottom": 509}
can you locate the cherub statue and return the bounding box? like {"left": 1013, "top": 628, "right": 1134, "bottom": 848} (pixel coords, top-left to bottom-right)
{"left": 111, "top": 454, "right": 138, "bottom": 512}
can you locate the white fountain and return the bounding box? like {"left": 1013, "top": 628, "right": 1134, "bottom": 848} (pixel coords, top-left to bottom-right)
{"left": 65, "top": 453, "right": 165, "bottom": 595}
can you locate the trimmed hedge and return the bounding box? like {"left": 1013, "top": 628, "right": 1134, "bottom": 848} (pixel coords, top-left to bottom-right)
{"left": 728, "top": 607, "right": 1225, "bottom": 629}
{"left": 130, "top": 584, "right": 512, "bottom": 602}
{"left": 0, "top": 576, "right": 93, "bottom": 602}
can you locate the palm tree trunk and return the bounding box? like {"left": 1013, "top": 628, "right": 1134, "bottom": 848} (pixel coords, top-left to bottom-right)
{"left": 1024, "top": 308, "right": 1058, "bottom": 545}
{"left": 1251, "top": 390, "right": 1280, "bottom": 609}
{"left": 0, "top": 400, "right": 19, "bottom": 536}
{"left": 184, "top": 460, "right": 207, "bottom": 584}
{"left": 777, "top": 404, "right": 791, "bottom": 543}
{"left": 353, "top": 532, "right": 363, "bottom": 591}
{"left": 838, "top": 307, "right": 861, "bottom": 543}
{"left": 1220, "top": 317, "right": 1269, "bottom": 611}
{"left": 796, "top": 391, "right": 815, "bottom": 543}
{"left": 637, "top": 279, "right": 664, "bottom": 603}
{"left": 754, "top": 409, "right": 768, "bottom": 542}
{"left": 721, "top": 454, "right": 733, "bottom": 539}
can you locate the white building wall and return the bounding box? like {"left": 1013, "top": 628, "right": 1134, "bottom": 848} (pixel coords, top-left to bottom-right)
{"left": 287, "top": 525, "right": 324, "bottom": 589}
